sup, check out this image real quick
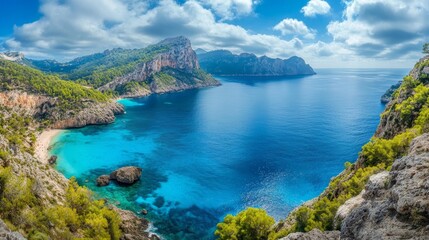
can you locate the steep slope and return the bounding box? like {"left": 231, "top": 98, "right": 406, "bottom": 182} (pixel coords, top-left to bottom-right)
{"left": 0, "top": 59, "right": 153, "bottom": 239}
{"left": 197, "top": 50, "right": 315, "bottom": 76}
{"left": 26, "top": 37, "right": 220, "bottom": 98}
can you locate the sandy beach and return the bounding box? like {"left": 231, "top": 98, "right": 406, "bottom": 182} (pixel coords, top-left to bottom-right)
{"left": 35, "top": 129, "right": 63, "bottom": 164}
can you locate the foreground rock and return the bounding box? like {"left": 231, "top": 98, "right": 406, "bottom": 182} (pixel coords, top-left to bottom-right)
{"left": 280, "top": 229, "right": 340, "bottom": 240}
{"left": 114, "top": 207, "right": 160, "bottom": 240}
{"left": 0, "top": 219, "right": 26, "bottom": 240}
{"left": 340, "top": 134, "right": 429, "bottom": 239}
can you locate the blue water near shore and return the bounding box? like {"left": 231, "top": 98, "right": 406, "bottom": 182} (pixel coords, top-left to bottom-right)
{"left": 50, "top": 68, "right": 408, "bottom": 239}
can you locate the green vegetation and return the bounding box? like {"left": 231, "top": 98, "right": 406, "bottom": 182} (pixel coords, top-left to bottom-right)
{"left": 115, "top": 81, "right": 150, "bottom": 95}
{"left": 65, "top": 45, "right": 169, "bottom": 88}
{"left": 215, "top": 207, "right": 275, "bottom": 240}
{"left": 0, "top": 59, "right": 109, "bottom": 112}
{"left": 0, "top": 168, "right": 121, "bottom": 239}
{"left": 0, "top": 108, "right": 36, "bottom": 155}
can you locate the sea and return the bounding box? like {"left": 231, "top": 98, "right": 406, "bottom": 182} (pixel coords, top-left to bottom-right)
{"left": 50, "top": 68, "right": 408, "bottom": 239}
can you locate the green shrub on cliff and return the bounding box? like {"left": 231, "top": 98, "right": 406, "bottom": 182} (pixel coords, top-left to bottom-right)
{"left": 215, "top": 207, "right": 275, "bottom": 240}
{"left": 360, "top": 129, "right": 419, "bottom": 166}
{"left": 0, "top": 168, "right": 121, "bottom": 239}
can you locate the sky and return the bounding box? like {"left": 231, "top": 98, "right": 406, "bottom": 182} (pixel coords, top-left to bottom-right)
{"left": 0, "top": 0, "right": 428, "bottom": 68}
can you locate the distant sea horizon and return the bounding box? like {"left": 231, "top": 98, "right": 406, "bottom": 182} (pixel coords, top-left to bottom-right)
{"left": 50, "top": 68, "right": 408, "bottom": 239}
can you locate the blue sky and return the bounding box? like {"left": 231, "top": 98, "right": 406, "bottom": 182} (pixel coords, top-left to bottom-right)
{"left": 0, "top": 0, "right": 428, "bottom": 68}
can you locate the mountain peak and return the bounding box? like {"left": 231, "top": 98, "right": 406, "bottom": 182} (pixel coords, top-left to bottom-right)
{"left": 158, "top": 36, "right": 191, "bottom": 47}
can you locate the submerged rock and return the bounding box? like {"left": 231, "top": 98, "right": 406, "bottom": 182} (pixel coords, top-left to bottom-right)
{"left": 96, "top": 175, "right": 110, "bottom": 186}
{"left": 110, "top": 166, "right": 142, "bottom": 185}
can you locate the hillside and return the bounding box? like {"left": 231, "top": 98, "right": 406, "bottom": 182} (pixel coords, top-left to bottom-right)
{"left": 0, "top": 60, "right": 153, "bottom": 239}
{"left": 215, "top": 55, "right": 429, "bottom": 239}
{"left": 26, "top": 37, "right": 220, "bottom": 98}
{"left": 197, "top": 50, "right": 315, "bottom": 76}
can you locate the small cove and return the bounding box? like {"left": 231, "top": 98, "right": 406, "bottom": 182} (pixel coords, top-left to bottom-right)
{"left": 50, "top": 68, "right": 408, "bottom": 239}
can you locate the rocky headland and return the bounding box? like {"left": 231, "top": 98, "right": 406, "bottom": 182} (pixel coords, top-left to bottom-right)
{"left": 197, "top": 50, "right": 315, "bottom": 76}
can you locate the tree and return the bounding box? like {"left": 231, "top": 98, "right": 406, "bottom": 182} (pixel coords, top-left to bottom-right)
{"left": 423, "top": 43, "right": 429, "bottom": 54}
{"left": 215, "top": 207, "right": 275, "bottom": 240}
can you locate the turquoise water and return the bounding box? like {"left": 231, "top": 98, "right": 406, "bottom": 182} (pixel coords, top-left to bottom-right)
{"left": 51, "top": 69, "right": 408, "bottom": 239}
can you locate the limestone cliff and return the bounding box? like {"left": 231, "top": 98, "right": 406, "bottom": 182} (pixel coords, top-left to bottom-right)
{"left": 98, "top": 36, "right": 220, "bottom": 97}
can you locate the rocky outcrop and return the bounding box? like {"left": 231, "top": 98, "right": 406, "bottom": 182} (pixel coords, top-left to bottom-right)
{"left": 340, "top": 134, "right": 429, "bottom": 239}
{"left": 99, "top": 36, "right": 219, "bottom": 96}
{"left": 197, "top": 50, "right": 315, "bottom": 76}
{"left": 0, "top": 219, "right": 26, "bottom": 240}
{"left": 115, "top": 207, "right": 160, "bottom": 240}
{"left": 96, "top": 175, "right": 110, "bottom": 186}
{"left": 334, "top": 190, "right": 365, "bottom": 229}
{"left": 110, "top": 166, "right": 142, "bottom": 185}
{"left": 51, "top": 101, "right": 124, "bottom": 129}
{"left": 280, "top": 229, "right": 340, "bottom": 240}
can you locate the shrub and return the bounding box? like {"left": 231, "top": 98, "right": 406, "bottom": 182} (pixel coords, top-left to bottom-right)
{"left": 215, "top": 207, "right": 275, "bottom": 240}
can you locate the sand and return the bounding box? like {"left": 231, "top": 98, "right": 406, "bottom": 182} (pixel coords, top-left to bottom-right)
{"left": 35, "top": 129, "right": 63, "bottom": 164}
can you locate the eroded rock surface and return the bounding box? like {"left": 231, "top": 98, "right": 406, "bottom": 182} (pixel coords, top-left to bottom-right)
{"left": 340, "top": 134, "right": 429, "bottom": 239}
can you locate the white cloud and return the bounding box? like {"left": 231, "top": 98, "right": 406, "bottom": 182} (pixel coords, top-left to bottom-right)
{"left": 301, "top": 0, "right": 331, "bottom": 17}
{"left": 3, "top": 0, "right": 299, "bottom": 60}
{"left": 327, "top": 0, "right": 429, "bottom": 59}
{"left": 273, "top": 18, "right": 315, "bottom": 39}
{"left": 2, "top": 0, "right": 428, "bottom": 68}
{"left": 198, "top": 0, "right": 259, "bottom": 20}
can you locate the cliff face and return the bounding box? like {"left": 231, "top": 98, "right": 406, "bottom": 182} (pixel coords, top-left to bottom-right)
{"left": 376, "top": 55, "right": 429, "bottom": 139}
{"left": 197, "top": 50, "right": 315, "bottom": 76}
{"left": 340, "top": 134, "right": 429, "bottom": 239}
{"left": 99, "top": 37, "right": 219, "bottom": 97}
{"left": 22, "top": 36, "right": 220, "bottom": 98}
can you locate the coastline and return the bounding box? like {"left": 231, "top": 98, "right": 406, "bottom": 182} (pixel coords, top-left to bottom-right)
{"left": 35, "top": 129, "right": 63, "bottom": 164}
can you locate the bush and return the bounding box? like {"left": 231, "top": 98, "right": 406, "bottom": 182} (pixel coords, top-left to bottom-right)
{"left": 215, "top": 207, "right": 275, "bottom": 240}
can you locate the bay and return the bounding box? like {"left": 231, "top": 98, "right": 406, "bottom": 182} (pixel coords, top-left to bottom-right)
{"left": 51, "top": 68, "right": 408, "bottom": 239}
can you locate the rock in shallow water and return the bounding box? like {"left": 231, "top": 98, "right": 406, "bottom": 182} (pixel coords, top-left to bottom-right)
{"left": 110, "top": 166, "right": 142, "bottom": 185}
{"left": 96, "top": 175, "right": 110, "bottom": 186}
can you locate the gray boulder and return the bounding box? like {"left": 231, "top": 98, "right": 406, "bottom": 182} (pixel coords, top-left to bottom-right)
{"left": 110, "top": 166, "right": 142, "bottom": 185}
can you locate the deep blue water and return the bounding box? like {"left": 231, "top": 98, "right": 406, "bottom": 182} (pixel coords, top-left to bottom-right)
{"left": 50, "top": 68, "right": 407, "bottom": 239}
